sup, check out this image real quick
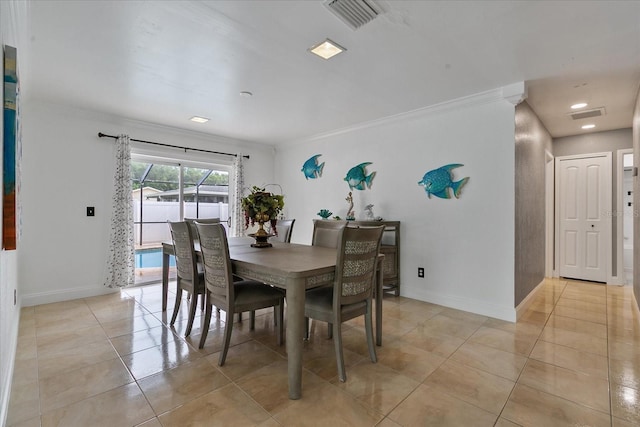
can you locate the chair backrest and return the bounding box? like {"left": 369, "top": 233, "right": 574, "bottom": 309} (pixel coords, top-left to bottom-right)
{"left": 168, "top": 221, "right": 199, "bottom": 283}
{"left": 184, "top": 217, "right": 220, "bottom": 242}
{"left": 271, "top": 219, "right": 295, "bottom": 243}
{"left": 194, "top": 222, "right": 234, "bottom": 309}
{"left": 334, "top": 225, "right": 385, "bottom": 307}
{"left": 312, "top": 219, "right": 348, "bottom": 248}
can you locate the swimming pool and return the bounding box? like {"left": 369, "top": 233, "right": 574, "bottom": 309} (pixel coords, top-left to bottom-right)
{"left": 135, "top": 248, "right": 175, "bottom": 269}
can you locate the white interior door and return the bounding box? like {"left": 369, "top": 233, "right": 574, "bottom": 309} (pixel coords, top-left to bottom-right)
{"left": 557, "top": 154, "right": 610, "bottom": 282}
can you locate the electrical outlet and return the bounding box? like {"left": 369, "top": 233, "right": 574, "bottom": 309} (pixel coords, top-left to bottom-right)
{"left": 418, "top": 267, "right": 424, "bottom": 278}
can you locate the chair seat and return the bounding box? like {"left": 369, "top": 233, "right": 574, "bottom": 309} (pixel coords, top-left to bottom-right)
{"left": 305, "top": 286, "right": 366, "bottom": 317}
{"left": 235, "top": 281, "right": 284, "bottom": 306}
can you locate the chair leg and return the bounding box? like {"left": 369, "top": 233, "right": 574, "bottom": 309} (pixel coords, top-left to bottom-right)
{"left": 327, "top": 322, "right": 333, "bottom": 339}
{"left": 219, "top": 309, "right": 234, "bottom": 366}
{"left": 250, "top": 310, "right": 256, "bottom": 330}
{"left": 237, "top": 312, "right": 242, "bottom": 322}
{"left": 365, "top": 301, "right": 377, "bottom": 363}
{"left": 170, "top": 287, "right": 183, "bottom": 326}
{"left": 185, "top": 291, "right": 198, "bottom": 337}
{"left": 304, "top": 317, "right": 310, "bottom": 340}
{"left": 198, "top": 293, "right": 212, "bottom": 349}
{"left": 276, "top": 299, "right": 283, "bottom": 346}
{"left": 333, "top": 321, "right": 346, "bottom": 382}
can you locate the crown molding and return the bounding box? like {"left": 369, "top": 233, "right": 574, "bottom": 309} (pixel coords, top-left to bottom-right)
{"left": 281, "top": 84, "right": 524, "bottom": 147}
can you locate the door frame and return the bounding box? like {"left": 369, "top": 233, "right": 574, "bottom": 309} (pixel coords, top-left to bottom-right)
{"left": 617, "top": 148, "right": 634, "bottom": 285}
{"left": 545, "top": 150, "right": 555, "bottom": 277}
{"left": 554, "top": 152, "right": 612, "bottom": 283}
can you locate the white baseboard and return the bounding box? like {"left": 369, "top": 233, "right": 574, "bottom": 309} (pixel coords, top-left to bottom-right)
{"left": 516, "top": 278, "right": 546, "bottom": 321}
{"left": 403, "top": 289, "right": 516, "bottom": 322}
{"left": 1, "top": 306, "right": 20, "bottom": 427}
{"left": 22, "top": 285, "right": 118, "bottom": 307}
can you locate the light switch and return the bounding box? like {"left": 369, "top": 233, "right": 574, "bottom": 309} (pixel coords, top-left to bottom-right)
{"left": 87, "top": 206, "right": 95, "bottom": 217}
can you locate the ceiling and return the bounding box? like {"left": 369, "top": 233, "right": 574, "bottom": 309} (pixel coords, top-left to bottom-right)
{"left": 24, "top": 0, "right": 640, "bottom": 144}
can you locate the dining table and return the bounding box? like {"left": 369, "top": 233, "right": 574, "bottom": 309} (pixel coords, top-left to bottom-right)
{"left": 161, "top": 237, "right": 384, "bottom": 400}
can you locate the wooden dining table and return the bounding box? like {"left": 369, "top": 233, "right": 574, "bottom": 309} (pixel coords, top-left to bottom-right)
{"left": 161, "top": 237, "right": 384, "bottom": 400}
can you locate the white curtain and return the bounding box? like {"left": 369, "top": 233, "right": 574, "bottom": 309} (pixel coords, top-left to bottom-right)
{"left": 104, "top": 134, "right": 135, "bottom": 288}
{"left": 232, "top": 154, "right": 245, "bottom": 237}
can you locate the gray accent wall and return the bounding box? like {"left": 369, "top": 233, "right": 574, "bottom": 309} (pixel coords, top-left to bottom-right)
{"left": 633, "top": 88, "right": 640, "bottom": 311}
{"left": 553, "top": 128, "right": 633, "bottom": 277}
{"left": 515, "top": 101, "right": 552, "bottom": 306}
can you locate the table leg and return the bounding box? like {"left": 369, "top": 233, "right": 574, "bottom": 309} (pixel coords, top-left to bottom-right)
{"left": 162, "top": 250, "right": 170, "bottom": 311}
{"left": 286, "top": 280, "right": 304, "bottom": 400}
{"left": 376, "top": 258, "right": 383, "bottom": 346}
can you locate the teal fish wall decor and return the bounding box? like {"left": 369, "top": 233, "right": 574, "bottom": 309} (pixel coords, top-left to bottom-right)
{"left": 301, "top": 154, "right": 324, "bottom": 180}
{"left": 344, "top": 162, "right": 375, "bottom": 190}
{"left": 418, "top": 164, "right": 469, "bottom": 199}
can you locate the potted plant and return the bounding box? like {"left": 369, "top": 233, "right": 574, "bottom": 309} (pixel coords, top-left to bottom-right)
{"left": 242, "top": 186, "right": 285, "bottom": 247}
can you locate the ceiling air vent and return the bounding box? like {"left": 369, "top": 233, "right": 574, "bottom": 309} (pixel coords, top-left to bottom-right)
{"left": 324, "top": 0, "right": 381, "bottom": 30}
{"left": 568, "top": 107, "right": 606, "bottom": 120}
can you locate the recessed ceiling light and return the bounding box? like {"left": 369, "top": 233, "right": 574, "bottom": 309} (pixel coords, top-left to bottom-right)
{"left": 309, "top": 38, "right": 346, "bottom": 60}
{"left": 190, "top": 116, "right": 209, "bottom": 123}
{"left": 571, "top": 103, "right": 588, "bottom": 109}
{"left": 582, "top": 124, "right": 596, "bottom": 129}
{"left": 240, "top": 91, "right": 253, "bottom": 98}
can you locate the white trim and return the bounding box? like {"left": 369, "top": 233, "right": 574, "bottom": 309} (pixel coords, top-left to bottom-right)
{"left": 0, "top": 312, "right": 19, "bottom": 427}
{"left": 555, "top": 152, "right": 613, "bottom": 283}
{"left": 502, "top": 82, "right": 527, "bottom": 105}
{"left": 21, "top": 286, "right": 118, "bottom": 307}
{"left": 280, "top": 84, "right": 524, "bottom": 146}
{"left": 545, "top": 152, "right": 554, "bottom": 277}
{"left": 516, "top": 278, "right": 546, "bottom": 320}
{"left": 404, "top": 289, "right": 516, "bottom": 322}
{"left": 617, "top": 148, "right": 634, "bottom": 285}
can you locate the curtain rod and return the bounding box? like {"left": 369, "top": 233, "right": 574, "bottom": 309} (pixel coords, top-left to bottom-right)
{"left": 97, "top": 132, "right": 250, "bottom": 159}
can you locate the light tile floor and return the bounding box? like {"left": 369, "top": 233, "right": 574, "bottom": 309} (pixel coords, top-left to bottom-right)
{"left": 6, "top": 278, "right": 640, "bottom": 426}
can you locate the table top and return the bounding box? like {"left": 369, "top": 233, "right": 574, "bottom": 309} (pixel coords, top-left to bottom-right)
{"left": 164, "top": 237, "right": 338, "bottom": 279}
{"left": 230, "top": 241, "right": 337, "bottom": 277}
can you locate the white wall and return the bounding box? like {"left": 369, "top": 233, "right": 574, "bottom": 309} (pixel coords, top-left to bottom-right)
{"left": 19, "top": 101, "right": 275, "bottom": 306}
{"left": 1, "top": 1, "right": 29, "bottom": 424}
{"left": 275, "top": 89, "right": 518, "bottom": 321}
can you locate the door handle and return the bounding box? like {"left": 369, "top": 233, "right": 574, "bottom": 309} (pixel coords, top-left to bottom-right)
{"left": 591, "top": 224, "right": 595, "bottom": 228}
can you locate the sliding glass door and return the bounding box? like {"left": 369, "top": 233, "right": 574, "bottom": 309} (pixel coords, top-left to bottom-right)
{"left": 131, "top": 157, "right": 229, "bottom": 285}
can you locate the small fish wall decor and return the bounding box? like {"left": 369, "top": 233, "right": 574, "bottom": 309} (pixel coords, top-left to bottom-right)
{"left": 301, "top": 154, "right": 324, "bottom": 180}
{"left": 418, "top": 164, "right": 469, "bottom": 199}
{"left": 344, "top": 162, "right": 376, "bottom": 190}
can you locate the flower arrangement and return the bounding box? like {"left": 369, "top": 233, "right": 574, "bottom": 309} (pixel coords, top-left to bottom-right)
{"left": 242, "top": 186, "right": 285, "bottom": 235}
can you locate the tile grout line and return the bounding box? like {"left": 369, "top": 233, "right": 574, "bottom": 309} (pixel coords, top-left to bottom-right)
{"left": 606, "top": 285, "right": 613, "bottom": 427}
{"left": 493, "top": 279, "right": 566, "bottom": 426}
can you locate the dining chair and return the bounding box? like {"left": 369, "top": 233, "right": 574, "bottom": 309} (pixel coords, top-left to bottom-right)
{"left": 195, "top": 222, "right": 285, "bottom": 365}
{"left": 184, "top": 217, "right": 220, "bottom": 242}
{"left": 269, "top": 218, "right": 295, "bottom": 243}
{"left": 184, "top": 217, "right": 220, "bottom": 310}
{"left": 304, "top": 225, "right": 384, "bottom": 382}
{"left": 312, "top": 219, "right": 347, "bottom": 248}
{"left": 311, "top": 219, "right": 348, "bottom": 338}
{"left": 168, "top": 221, "right": 206, "bottom": 337}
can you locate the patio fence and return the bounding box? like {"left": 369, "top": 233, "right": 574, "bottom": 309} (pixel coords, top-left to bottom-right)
{"left": 133, "top": 200, "right": 229, "bottom": 246}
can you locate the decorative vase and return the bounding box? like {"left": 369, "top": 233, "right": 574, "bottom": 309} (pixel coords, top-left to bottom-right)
{"left": 251, "top": 213, "right": 272, "bottom": 248}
